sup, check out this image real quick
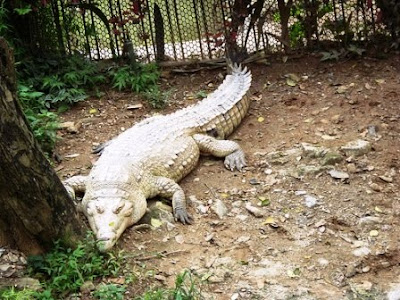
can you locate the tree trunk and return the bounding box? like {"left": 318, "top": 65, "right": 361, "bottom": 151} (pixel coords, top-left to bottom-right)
{"left": 277, "top": 0, "right": 293, "bottom": 53}
{"left": 0, "top": 38, "right": 83, "bottom": 255}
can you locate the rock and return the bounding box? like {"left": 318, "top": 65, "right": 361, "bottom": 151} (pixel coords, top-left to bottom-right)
{"left": 388, "top": 284, "right": 400, "bottom": 300}
{"left": 301, "top": 143, "right": 328, "bottom": 158}
{"left": 0, "top": 277, "right": 41, "bottom": 291}
{"left": 321, "top": 152, "right": 344, "bottom": 166}
{"left": 212, "top": 199, "right": 228, "bottom": 219}
{"left": 340, "top": 139, "right": 371, "bottom": 157}
{"left": 369, "top": 182, "right": 382, "bottom": 192}
{"left": 328, "top": 169, "right": 349, "bottom": 180}
{"left": 318, "top": 258, "right": 329, "bottom": 266}
{"left": 264, "top": 168, "right": 273, "bottom": 175}
{"left": 352, "top": 247, "right": 371, "bottom": 257}
{"left": 346, "top": 163, "right": 358, "bottom": 173}
{"left": 80, "top": 280, "right": 95, "bottom": 293}
{"left": 358, "top": 216, "right": 382, "bottom": 226}
{"left": 245, "top": 203, "right": 265, "bottom": 218}
{"left": 304, "top": 195, "right": 318, "bottom": 208}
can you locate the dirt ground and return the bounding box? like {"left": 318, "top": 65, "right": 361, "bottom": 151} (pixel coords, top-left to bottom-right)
{"left": 57, "top": 54, "right": 400, "bottom": 299}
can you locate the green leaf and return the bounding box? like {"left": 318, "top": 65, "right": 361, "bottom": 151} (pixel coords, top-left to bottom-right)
{"left": 14, "top": 5, "right": 32, "bottom": 15}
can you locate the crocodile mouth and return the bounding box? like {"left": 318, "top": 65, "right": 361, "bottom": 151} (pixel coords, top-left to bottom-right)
{"left": 96, "top": 233, "right": 117, "bottom": 252}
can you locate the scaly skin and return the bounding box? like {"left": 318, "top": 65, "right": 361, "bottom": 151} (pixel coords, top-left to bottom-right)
{"left": 64, "top": 64, "right": 252, "bottom": 251}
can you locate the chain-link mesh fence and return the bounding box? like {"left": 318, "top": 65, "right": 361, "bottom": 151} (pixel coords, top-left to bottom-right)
{"left": 42, "top": 0, "right": 395, "bottom": 62}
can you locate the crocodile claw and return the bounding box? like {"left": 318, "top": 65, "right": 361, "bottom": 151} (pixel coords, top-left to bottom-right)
{"left": 174, "top": 208, "right": 193, "bottom": 225}
{"left": 224, "top": 150, "right": 246, "bottom": 171}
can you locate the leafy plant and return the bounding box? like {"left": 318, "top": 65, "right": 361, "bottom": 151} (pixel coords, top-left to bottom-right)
{"left": 171, "top": 270, "right": 201, "bottom": 300}
{"left": 16, "top": 55, "right": 106, "bottom": 153}
{"left": 0, "top": 287, "right": 35, "bottom": 300}
{"left": 195, "top": 90, "right": 207, "bottom": 99}
{"left": 108, "top": 63, "right": 160, "bottom": 93}
{"left": 143, "top": 87, "right": 170, "bottom": 109}
{"left": 136, "top": 270, "right": 201, "bottom": 300}
{"left": 93, "top": 284, "right": 126, "bottom": 300}
{"left": 28, "top": 232, "right": 124, "bottom": 298}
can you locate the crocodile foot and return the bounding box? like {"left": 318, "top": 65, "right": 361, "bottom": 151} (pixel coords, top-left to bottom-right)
{"left": 224, "top": 149, "right": 246, "bottom": 171}
{"left": 174, "top": 207, "right": 193, "bottom": 225}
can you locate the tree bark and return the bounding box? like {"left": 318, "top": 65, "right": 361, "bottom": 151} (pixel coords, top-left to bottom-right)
{"left": 277, "top": 0, "right": 293, "bottom": 53}
{"left": 0, "top": 38, "right": 83, "bottom": 255}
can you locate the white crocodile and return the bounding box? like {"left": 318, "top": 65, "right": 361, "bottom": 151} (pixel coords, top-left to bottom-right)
{"left": 64, "top": 64, "right": 252, "bottom": 251}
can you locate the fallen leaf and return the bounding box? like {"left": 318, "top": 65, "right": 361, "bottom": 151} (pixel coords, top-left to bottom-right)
{"left": 375, "top": 79, "right": 385, "bottom": 84}
{"left": 263, "top": 216, "right": 276, "bottom": 225}
{"left": 108, "top": 277, "right": 125, "bottom": 284}
{"left": 287, "top": 267, "right": 301, "bottom": 278}
{"left": 257, "top": 116, "right": 265, "bottom": 123}
{"left": 286, "top": 78, "right": 297, "bottom": 87}
{"left": 286, "top": 73, "right": 300, "bottom": 82}
{"left": 374, "top": 206, "right": 383, "bottom": 213}
{"left": 365, "top": 83, "right": 371, "bottom": 90}
{"left": 251, "top": 92, "right": 263, "bottom": 101}
{"left": 369, "top": 230, "right": 379, "bottom": 237}
{"left": 220, "top": 193, "right": 229, "bottom": 199}
{"left": 151, "top": 218, "right": 163, "bottom": 228}
{"left": 89, "top": 108, "right": 98, "bottom": 114}
{"left": 127, "top": 103, "right": 143, "bottom": 110}
{"left": 258, "top": 196, "right": 270, "bottom": 207}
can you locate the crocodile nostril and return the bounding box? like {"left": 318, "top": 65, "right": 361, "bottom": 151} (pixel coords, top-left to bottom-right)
{"left": 97, "top": 233, "right": 114, "bottom": 241}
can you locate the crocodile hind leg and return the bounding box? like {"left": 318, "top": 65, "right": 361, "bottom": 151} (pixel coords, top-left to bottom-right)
{"left": 152, "top": 176, "right": 193, "bottom": 225}
{"left": 63, "top": 175, "right": 87, "bottom": 201}
{"left": 193, "top": 134, "right": 246, "bottom": 171}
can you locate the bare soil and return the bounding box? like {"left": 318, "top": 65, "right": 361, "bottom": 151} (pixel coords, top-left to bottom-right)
{"left": 57, "top": 54, "right": 400, "bottom": 299}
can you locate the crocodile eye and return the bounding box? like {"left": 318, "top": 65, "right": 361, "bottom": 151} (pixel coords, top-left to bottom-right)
{"left": 113, "top": 201, "right": 125, "bottom": 214}
{"left": 96, "top": 204, "right": 104, "bottom": 214}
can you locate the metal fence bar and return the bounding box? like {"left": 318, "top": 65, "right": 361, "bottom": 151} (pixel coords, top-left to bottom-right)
{"left": 108, "top": 0, "right": 120, "bottom": 56}
{"left": 81, "top": 11, "right": 92, "bottom": 59}
{"left": 192, "top": 0, "right": 204, "bottom": 59}
{"left": 88, "top": 0, "right": 100, "bottom": 59}
{"left": 146, "top": 0, "right": 156, "bottom": 60}
{"left": 165, "top": 0, "right": 178, "bottom": 60}
{"left": 199, "top": 0, "right": 212, "bottom": 59}
{"left": 59, "top": 0, "right": 71, "bottom": 54}
{"left": 172, "top": 0, "right": 185, "bottom": 60}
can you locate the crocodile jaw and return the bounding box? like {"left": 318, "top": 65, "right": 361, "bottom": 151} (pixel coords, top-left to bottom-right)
{"left": 83, "top": 192, "right": 147, "bottom": 252}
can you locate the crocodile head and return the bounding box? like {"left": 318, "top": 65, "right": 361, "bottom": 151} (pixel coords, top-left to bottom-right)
{"left": 83, "top": 193, "right": 146, "bottom": 252}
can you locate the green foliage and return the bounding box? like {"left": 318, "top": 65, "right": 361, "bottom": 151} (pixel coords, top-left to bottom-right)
{"left": 0, "top": 288, "right": 35, "bottom": 300}
{"left": 136, "top": 270, "right": 201, "bottom": 300}
{"left": 28, "top": 233, "right": 124, "bottom": 299}
{"left": 17, "top": 55, "right": 105, "bottom": 153}
{"left": 18, "top": 84, "right": 59, "bottom": 153}
{"left": 320, "top": 44, "right": 365, "bottom": 61}
{"left": 143, "top": 87, "right": 170, "bottom": 109}
{"left": 93, "top": 284, "right": 126, "bottom": 300}
{"left": 195, "top": 90, "right": 207, "bottom": 99}
{"left": 0, "top": 0, "right": 10, "bottom": 37}
{"left": 14, "top": 4, "right": 32, "bottom": 16}
{"left": 108, "top": 63, "right": 160, "bottom": 93}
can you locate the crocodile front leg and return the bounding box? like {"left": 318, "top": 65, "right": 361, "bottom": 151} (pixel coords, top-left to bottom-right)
{"left": 153, "top": 176, "right": 193, "bottom": 224}
{"left": 193, "top": 134, "right": 246, "bottom": 171}
{"left": 63, "top": 175, "right": 87, "bottom": 201}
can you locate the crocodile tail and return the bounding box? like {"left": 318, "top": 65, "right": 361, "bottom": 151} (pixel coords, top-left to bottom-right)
{"left": 195, "top": 63, "right": 252, "bottom": 137}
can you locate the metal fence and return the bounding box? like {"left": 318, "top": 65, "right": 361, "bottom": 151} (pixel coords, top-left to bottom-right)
{"left": 46, "top": 0, "right": 388, "bottom": 62}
